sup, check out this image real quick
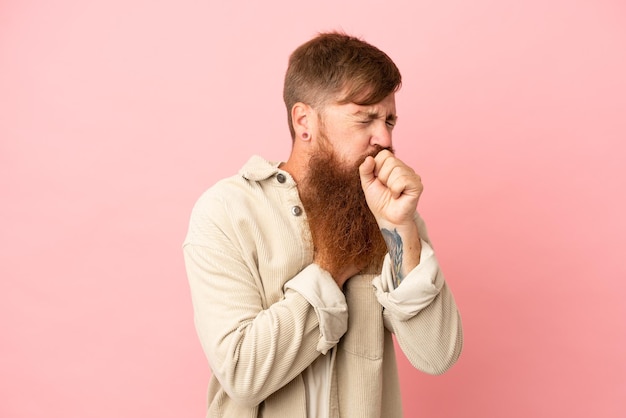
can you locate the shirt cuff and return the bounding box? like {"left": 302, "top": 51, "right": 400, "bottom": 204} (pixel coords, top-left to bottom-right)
{"left": 284, "top": 264, "right": 348, "bottom": 354}
{"left": 372, "top": 239, "right": 443, "bottom": 321}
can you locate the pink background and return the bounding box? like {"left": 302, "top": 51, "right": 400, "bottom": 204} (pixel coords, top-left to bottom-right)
{"left": 1, "top": 0, "right": 625, "bottom": 417}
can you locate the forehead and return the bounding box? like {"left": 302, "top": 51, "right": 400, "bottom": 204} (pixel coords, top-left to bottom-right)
{"left": 329, "top": 93, "right": 397, "bottom": 115}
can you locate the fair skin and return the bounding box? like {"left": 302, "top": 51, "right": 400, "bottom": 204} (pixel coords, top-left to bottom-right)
{"left": 281, "top": 92, "right": 423, "bottom": 288}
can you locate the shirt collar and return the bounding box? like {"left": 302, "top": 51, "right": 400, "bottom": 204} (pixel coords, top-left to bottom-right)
{"left": 239, "top": 155, "right": 285, "bottom": 182}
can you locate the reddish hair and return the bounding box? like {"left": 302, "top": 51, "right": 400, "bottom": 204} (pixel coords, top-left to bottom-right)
{"left": 283, "top": 32, "right": 402, "bottom": 139}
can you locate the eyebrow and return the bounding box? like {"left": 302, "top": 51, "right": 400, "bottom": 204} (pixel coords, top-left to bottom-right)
{"left": 353, "top": 110, "right": 398, "bottom": 123}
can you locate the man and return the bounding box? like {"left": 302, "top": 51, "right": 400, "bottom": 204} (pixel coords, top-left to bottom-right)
{"left": 183, "top": 32, "right": 463, "bottom": 418}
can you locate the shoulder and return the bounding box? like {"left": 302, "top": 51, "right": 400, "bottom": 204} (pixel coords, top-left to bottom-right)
{"left": 185, "top": 156, "right": 286, "bottom": 245}
{"left": 193, "top": 155, "right": 280, "bottom": 211}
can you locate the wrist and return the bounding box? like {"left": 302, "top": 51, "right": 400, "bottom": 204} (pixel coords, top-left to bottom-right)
{"left": 379, "top": 223, "right": 421, "bottom": 285}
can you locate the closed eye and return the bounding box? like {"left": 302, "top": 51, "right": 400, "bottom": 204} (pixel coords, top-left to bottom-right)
{"left": 352, "top": 110, "right": 397, "bottom": 127}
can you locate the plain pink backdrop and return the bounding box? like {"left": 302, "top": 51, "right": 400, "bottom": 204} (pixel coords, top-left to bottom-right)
{"left": 1, "top": 0, "right": 625, "bottom": 417}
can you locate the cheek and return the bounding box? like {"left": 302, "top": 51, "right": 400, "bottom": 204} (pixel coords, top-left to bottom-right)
{"left": 326, "top": 126, "right": 370, "bottom": 159}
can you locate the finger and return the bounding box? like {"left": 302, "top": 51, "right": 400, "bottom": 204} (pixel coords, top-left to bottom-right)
{"left": 359, "top": 156, "right": 377, "bottom": 186}
{"left": 375, "top": 156, "right": 410, "bottom": 185}
{"left": 372, "top": 149, "right": 395, "bottom": 176}
{"left": 387, "top": 174, "right": 424, "bottom": 199}
{"left": 388, "top": 177, "right": 407, "bottom": 199}
{"left": 388, "top": 172, "right": 423, "bottom": 199}
{"left": 378, "top": 159, "right": 422, "bottom": 199}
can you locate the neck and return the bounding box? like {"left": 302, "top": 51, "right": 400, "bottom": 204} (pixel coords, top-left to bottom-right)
{"left": 280, "top": 151, "right": 309, "bottom": 187}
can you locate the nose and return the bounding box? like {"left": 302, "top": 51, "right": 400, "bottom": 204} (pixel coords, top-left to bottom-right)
{"left": 370, "top": 123, "right": 393, "bottom": 148}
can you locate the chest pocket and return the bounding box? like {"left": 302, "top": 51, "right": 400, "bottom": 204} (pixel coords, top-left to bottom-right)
{"left": 339, "top": 274, "right": 384, "bottom": 360}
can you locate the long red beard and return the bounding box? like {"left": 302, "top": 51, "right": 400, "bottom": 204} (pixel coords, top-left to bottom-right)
{"left": 299, "top": 145, "right": 390, "bottom": 276}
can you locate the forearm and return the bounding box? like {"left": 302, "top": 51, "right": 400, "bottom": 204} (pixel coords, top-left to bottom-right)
{"left": 184, "top": 244, "right": 328, "bottom": 407}
{"left": 374, "top": 214, "right": 463, "bottom": 374}
{"left": 205, "top": 292, "right": 322, "bottom": 406}
{"left": 380, "top": 221, "right": 422, "bottom": 288}
{"left": 374, "top": 252, "right": 463, "bottom": 374}
{"left": 385, "top": 280, "right": 463, "bottom": 375}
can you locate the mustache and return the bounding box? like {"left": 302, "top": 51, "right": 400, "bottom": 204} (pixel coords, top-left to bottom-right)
{"left": 358, "top": 145, "right": 396, "bottom": 165}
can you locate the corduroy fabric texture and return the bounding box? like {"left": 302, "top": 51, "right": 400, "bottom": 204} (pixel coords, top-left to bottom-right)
{"left": 183, "top": 156, "right": 463, "bottom": 418}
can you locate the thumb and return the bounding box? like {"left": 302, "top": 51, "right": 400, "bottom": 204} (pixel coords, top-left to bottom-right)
{"left": 359, "top": 156, "right": 376, "bottom": 187}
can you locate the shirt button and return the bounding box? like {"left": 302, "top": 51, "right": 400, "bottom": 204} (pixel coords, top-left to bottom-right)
{"left": 276, "top": 173, "right": 286, "bottom": 183}
{"left": 291, "top": 206, "right": 302, "bottom": 216}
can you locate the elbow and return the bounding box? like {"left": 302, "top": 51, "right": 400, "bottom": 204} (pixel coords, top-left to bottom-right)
{"left": 403, "top": 310, "right": 463, "bottom": 376}
{"left": 426, "top": 344, "right": 463, "bottom": 375}
{"left": 222, "top": 384, "right": 266, "bottom": 408}
{"left": 213, "top": 364, "right": 272, "bottom": 408}
{"left": 424, "top": 319, "right": 464, "bottom": 375}
{"left": 213, "top": 367, "right": 269, "bottom": 408}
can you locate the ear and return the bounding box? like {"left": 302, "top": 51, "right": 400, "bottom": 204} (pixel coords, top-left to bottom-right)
{"left": 291, "top": 102, "right": 313, "bottom": 142}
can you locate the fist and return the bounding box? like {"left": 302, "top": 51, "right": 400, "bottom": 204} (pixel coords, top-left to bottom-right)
{"left": 359, "top": 150, "right": 423, "bottom": 228}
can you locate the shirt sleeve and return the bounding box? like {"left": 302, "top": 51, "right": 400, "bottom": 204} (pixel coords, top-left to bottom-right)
{"left": 371, "top": 212, "right": 463, "bottom": 375}
{"left": 284, "top": 264, "right": 348, "bottom": 354}
{"left": 372, "top": 239, "right": 443, "bottom": 321}
{"left": 183, "top": 188, "right": 330, "bottom": 407}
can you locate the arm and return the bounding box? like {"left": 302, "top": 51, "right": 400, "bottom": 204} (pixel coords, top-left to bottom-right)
{"left": 183, "top": 193, "right": 347, "bottom": 407}
{"left": 373, "top": 213, "right": 463, "bottom": 374}
{"left": 359, "top": 151, "right": 423, "bottom": 286}
{"left": 360, "top": 151, "right": 463, "bottom": 374}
